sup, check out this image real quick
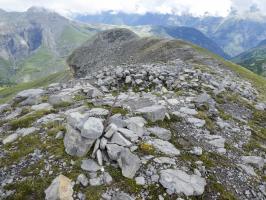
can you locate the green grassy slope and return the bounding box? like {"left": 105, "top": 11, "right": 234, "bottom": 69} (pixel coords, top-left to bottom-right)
{"left": 192, "top": 45, "right": 266, "bottom": 101}
{"left": 13, "top": 46, "right": 66, "bottom": 83}
{"left": 0, "top": 57, "right": 12, "bottom": 85}
{"left": 0, "top": 70, "right": 72, "bottom": 104}
{"left": 232, "top": 47, "right": 266, "bottom": 77}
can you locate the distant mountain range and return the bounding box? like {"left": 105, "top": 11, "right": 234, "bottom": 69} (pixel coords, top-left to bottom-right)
{"left": 0, "top": 7, "right": 265, "bottom": 85}
{"left": 75, "top": 11, "right": 266, "bottom": 57}
{"left": 232, "top": 40, "right": 266, "bottom": 76}
{"left": 0, "top": 7, "right": 99, "bottom": 84}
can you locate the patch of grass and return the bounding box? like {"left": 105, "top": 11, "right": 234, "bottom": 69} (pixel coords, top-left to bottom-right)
{"left": 9, "top": 109, "right": 53, "bottom": 130}
{"left": 111, "top": 107, "right": 129, "bottom": 115}
{"left": 0, "top": 134, "right": 41, "bottom": 167}
{"left": 139, "top": 143, "right": 156, "bottom": 155}
{"left": 53, "top": 101, "right": 72, "bottom": 109}
{"left": 196, "top": 111, "right": 216, "bottom": 133}
{"left": 0, "top": 70, "right": 71, "bottom": 104}
{"left": 4, "top": 176, "right": 53, "bottom": 200}
{"left": 218, "top": 109, "right": 232, "bottom": 121}
{"left": 106, "top": 166, "right": 143, "bottom": 194}
{"left": 209, "top": 181, "right": 237, "bottom": 200}
{"left": 73, "top": 94, "right": 87, "bottom": 101}
{"left": 20, "top": 160, "right": 45, "bottom": 177}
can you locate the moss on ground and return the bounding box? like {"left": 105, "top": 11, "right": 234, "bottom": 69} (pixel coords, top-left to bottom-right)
{"left": 106, "top": 166, "right": 143, "bottom": 194}
{"left": 9, "top": 109, "right": 53, "bottom": 130}
{"left": 139, "top": 143, "right": 156, "bottom": 155}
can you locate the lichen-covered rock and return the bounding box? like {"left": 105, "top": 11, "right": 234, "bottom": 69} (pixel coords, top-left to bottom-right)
{"left": 45, "top": 175, "right": 73, "bottom": 200}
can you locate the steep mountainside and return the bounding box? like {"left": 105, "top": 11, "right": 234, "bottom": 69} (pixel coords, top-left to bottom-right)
{"left": 0, "top": 28, "right": 265, "bottom": 200}
{"left": 75, "top": 11, "right": 266, "bottom": 57}
{"left": 232, "top": 40, "right": 266, "bottom": 76}
{"left": 0, "top": 7, "right": 98, "bottom": 84}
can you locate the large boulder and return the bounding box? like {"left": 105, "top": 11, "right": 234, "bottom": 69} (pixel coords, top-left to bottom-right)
{"left": 45, "top": 175, "right": 73, "bottom": 200}
{"left": 63, "top": 125, "right": 95, "bottom": 157}
{"left": 80, "top": 117, "right": 104, "bottom": 139}
{"left": 159, "top": 169, "right": 206, "bottom": 196}
{"left": 14, "top": 88, "right": 45, "bottom": 105}
{"left": 117, "top": 148, "right": 141, "bottom": 178}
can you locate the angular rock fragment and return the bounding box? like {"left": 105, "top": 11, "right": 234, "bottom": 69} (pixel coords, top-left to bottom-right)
{"left": 137, "top": 105, "right": 166, "bottom": 122}
{"left": 45, "top": 175, "right": 73, "bottom": 200}
{"left": 147, "top": 139, "right": 180, "bottom": 156}
{"left": 81, "top": 117, "right": 104, "bottom": 139}
{"left": 147, "top": 127, "right": 171, "bottom": 140}
{"left": 81, "top": 159, "right": 101, "bottom": 172}
{"left": 64, "top": 125, "right": 94, "bottom": 157}
{"left": 117, "top": 148, "right": 141, "bottom": 178}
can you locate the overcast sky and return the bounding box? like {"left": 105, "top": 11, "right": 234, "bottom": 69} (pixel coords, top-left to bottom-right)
{"left": 0, "top": 0, "right": 265, "bottom": 17}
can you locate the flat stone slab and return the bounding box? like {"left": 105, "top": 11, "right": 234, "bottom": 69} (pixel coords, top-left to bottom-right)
{"left": 147, "top": 139, "right": 180, "bottom": 156}
{"left": 159, "top": 169, "right": 206, "bottom": 196}
{"left": 136, "top": 105, "right": 166, "bottom": 122}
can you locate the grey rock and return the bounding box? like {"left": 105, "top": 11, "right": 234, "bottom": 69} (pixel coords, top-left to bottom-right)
{"left": 118, "top": 128, "right": 138, "bottom": 142}
{"left": 48, "top": 92, "right": 73, "bottom": 106}
{"left": 67, "top": 112, "right": 86, "bottom": 130}
{"left": 16, "top": 127, "right": 38, "bottom": 137}
{"left": 137, "top": 105, "right": 166, "bottom": 122}
{"left": 100, "top": 137, "right": 108, "bottom": 150}
{"left": 31, "top": 103, "right": 52, "bottom": 111}
{"left": 112, "top": 192, "right": 135, "bottom": 200}
{"left": 135, "top": 176, "right": 145, "bottom": 185}
{"left": 111, "top": 132, "right": 132, "bottom": 147}
{"left": 159, "top": 169, "right": 206, "bottom": 196}
{"left": 241, "top": 156, "right": 264, "bottom": 170}
{"left": 187, "top": 118, "right": 205, "bottom": 127}
{"left": 81, "top": 159, "right": 101, "bottom": 172}
{"left": 55, "top": 131, "right": 64, "bottom": 139}
{"left": 3, "top": 133, "right": 19, "bottom": 145}
{"left": 126, "top": 117, "right": 146, "bottom": 137}
{"left": 87, "top": 108, "right": 109, "bottom": 116}
{"left": 96, "top": 149, "right": 103, "bottom": 166}
{"left": 105, "top": 123, "right": 118, "bottom": 138}
{"left": 106, "top": 144, "right": 124, "bottom": 161}
{"left": 117, "top": 148, "right": 141, "bottom": 178}
{"left": 190, "top": 147, "right": 203, "bottom": 156}
{"left": 237, "top": 164, "right": 257, "bottom": 176}
{"left": 125, "top": 76, "right": 132, "bottom": 84}
{"left": 81, "top": 117, "right": 104, "bottom": 139}
{"left": 153, "top": 157, "right": 176, "bottom": 165}
{"left": 147, "top": 127, "right": 171, "bottom": 140}
{"left": 255, "top": 103, "right": 265, "bottom": 111}
{"left": 179, "top": 107, "right": 198, "bottom": 115}
{"left": 77, "top": 174, "right": 89, "bottom": 187}
{"left": 64, "top": 125, "right": 94, "bottom": 157}
{"left": 147, "top": 139, "right": 180, "bottom": 156}
{"left": 0, "top": 104, "right": 10, "bottom": 113}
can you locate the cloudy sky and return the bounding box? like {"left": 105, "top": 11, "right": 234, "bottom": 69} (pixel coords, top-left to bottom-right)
{"left": 0, "top": 0, "right": 265, "bottom": 16}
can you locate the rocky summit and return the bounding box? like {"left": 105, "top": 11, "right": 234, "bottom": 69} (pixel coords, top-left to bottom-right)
{"left": 0, "top": 28, "right": 266, "bottom": 200}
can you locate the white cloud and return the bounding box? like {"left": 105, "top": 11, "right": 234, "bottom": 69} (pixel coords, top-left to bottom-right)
{"left": 0, "top": 0, "right": 265, "bottom": 17}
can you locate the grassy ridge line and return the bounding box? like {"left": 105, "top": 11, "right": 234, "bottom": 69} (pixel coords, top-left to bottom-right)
{"left": 0, "top": 70, "right": 72, "bottom": 104}
{"left": 192, "top": 45, "right": 266, "bottom": 101}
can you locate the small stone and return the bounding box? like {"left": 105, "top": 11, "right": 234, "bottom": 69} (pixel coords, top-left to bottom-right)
{"left": 105, "top": 123, "right": 118, "bottom": 138}
{"left": 190, "top": 147, "right": 203, "bottom": 156}
{"left": 111, "top": 132, "right": 132, "bottom": 147}
{"left": 81, "top": 159, "right": 101, "bottom": 172}
{"left": 147, "top": 139, "right": 180, "bottom": 156}
{"left": 96, "top": 149, "right": 103, "bottom": 166}
{"left": 55, "top": 131, "right": 64, "bottom": 139}
{"left": 3, "top": 133, "right": 19, "bottom": 144}
{"left": 137, "top": 105, "right": 166, "bottom": 122}
{"left": 147, "top": 127, "right": 171, "bottom": 140}
{"left": 135, "top": 176, "right": 145, "bottom": 185}
{"left": 77, "top": 174, "right": 89, "bottom": 187}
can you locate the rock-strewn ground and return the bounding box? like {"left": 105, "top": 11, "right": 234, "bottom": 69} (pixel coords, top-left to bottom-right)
{"left": 0, "top": 56, "right": 265, "bottom": 200}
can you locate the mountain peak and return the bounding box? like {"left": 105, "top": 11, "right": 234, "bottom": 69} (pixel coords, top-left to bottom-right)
{"left": 27, "top": 6, "right": 54, "bottom": 14}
